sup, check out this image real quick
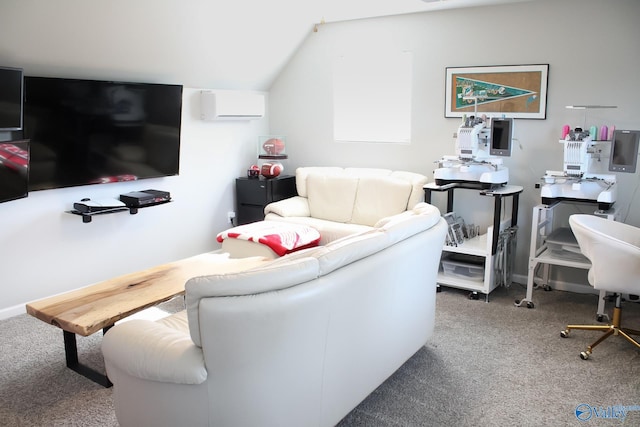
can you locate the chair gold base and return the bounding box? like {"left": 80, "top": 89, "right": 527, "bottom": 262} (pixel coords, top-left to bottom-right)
{"left": 561, "top": 306, "right": 640, "bottom": 360}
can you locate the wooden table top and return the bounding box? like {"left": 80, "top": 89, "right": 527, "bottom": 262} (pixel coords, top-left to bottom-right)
{"left": 26, "top": 252, "right": 269, "bottom": 336}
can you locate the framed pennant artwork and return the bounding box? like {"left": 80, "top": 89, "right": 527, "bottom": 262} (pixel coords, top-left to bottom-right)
{"left": 445, "top": 64, "right": 549, "bottom": 119}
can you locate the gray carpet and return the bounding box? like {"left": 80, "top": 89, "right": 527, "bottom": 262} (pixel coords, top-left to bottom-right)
{"left": 2, "top": 285, "right": 639, "bottom": 426}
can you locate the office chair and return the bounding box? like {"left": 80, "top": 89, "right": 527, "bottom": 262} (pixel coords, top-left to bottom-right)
{"left": 560, "top": 214, "right": 640, "bottom": 359}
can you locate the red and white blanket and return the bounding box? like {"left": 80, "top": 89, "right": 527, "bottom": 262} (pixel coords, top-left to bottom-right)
{"left": 217, "top": 222, "right": 321, "bottom": 257}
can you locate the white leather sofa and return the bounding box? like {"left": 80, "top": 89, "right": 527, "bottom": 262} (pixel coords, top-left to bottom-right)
{"left": 264, "top": 167, "right": 429, "bottom": 244}
{"left": 102, "top": 202, "right": 447, "bottom": 427}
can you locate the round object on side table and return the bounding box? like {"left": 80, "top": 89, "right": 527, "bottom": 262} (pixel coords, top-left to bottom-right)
{"left": 262, "top": 138, "right": 285, "bottom": 155}
{"left": 247, "top": 164, "right": 260, "bottom": 178}
{"left": 261, "top": 162, "right": 283, "bottom": 178}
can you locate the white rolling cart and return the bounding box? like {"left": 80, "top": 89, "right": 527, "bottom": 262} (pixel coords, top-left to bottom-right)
{"left": 515, "top": 202, "right": 611, "bottom": 319}
{"left": 424, "top": 183, "right": 523, "bottom": 302}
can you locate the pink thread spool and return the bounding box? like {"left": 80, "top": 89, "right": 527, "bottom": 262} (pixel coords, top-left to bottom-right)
{"left": 561, "top": 124, "right": 570, "bottom": 139}
{"left": 599, "top": 125, "right": 608, "bottom": 141}
{"left": 608, "top": 125, "right": 616, "bottom": 140}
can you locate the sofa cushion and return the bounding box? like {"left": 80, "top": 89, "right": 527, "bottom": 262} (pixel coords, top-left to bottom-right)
{"left": 264, "top": 196, "right": 310, "bottom": 218}
{"left": 186, "top": 257, "right": 319, "bottom": 346}
{"left": 102, "top": 313, "right": 208, "bottom": 384}
{"left": 265, "top": 246, "right": 328, "bottom": 266}
{"left": 221, "top": 238, "right": 280, "bottom": 259}
{"left": 344, "top": 167, "right": 392, "bottom": 177}
{"left": 157, "top": 309, "right": 190, "bottom": 333}
{"left": 351, "top": 176, "right": 413, "bottom": 226}
{"left": 306, "top": 174, "right": 359, "bottom": 223}
{"left": 264, "top": 167, "right": 430, "bottom": 230}
{"left": 266, "top": 228, "right": 388, "bottom": 277}
{"left": 266, "top": 215, "right": 372, "bottom": 244}
{"left": 217, "top": 221, "right": 320, "bottom": 256}
{"left": 295, "top": 167, "right": 344, "bottom": 197}
{"left": 374, "top": 202, "right": 443, "bottom": 244}
{"left": 316, "top": 230, "right": 389, "bottom": 276}
{"left": 390, "top": 171, "right": 429, "bottom": 209}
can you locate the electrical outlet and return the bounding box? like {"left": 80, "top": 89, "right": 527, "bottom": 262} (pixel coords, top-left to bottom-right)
{"left": 227, "top": 211, "right": 236, "bottom": 223}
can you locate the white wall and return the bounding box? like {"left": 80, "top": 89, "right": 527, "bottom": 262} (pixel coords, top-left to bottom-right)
{"left": 0, "top": 88, "right": 267, "bottom": 318}
{"left": 0, "top": 2, "right": 282, "bottom": 318}
{"left": 269, "top": 0, "right": 640, "bottom": 284}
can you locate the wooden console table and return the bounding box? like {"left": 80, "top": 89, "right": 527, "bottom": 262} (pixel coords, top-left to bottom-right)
{"left": 26, "top": 252, "right": 269, "bottom": 387}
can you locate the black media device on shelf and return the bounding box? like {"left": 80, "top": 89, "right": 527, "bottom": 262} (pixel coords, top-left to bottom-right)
{"left": 23, "top": 76, "right": 183, "bottom": 192}
{"left": 120, "top": 189, "right": 171, "bottom": 208}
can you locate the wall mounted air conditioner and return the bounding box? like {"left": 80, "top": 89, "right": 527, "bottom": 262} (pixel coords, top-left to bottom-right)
{"left": 200, "top": 90, "right": 265, "bottom": 121}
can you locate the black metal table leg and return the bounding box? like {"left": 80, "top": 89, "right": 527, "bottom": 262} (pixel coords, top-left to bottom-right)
{"left": 63, "top": 330, "right": 112, "bottom": 387}
{"left": 492, "top": 195, "right": 502, "bottom": 255}
{"left": 511, "top": 193, "right": 520, "bottom": 227}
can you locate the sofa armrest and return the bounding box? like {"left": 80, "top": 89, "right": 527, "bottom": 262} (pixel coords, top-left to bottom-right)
{"left": 102, "top": 319, "right": 207, "bottom": 385}
{"left": 264, "top": 196, "right": 310, "bottom": 218}
{"left": 185, "top": 257, "right": 320, "bottom": 346}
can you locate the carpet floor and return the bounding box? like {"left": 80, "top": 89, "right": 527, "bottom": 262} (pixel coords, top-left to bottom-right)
{"left": 1, "top": 284, "right": 639, "bottom": 426}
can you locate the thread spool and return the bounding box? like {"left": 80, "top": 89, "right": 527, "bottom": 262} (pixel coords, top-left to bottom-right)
{"left": 608, "top": 125, "right": 616, "bottom": 140}
{"left": 599, "top": 125, "right": 608, "bottom": 141}
{"left": 561, "top": 124, "right": 570, "bottom": 139}
{"left": 589, "top": 125, "right": 598, "bottom": 140}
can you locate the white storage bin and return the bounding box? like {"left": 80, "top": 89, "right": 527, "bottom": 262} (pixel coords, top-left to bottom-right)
{"left": 441, "top": 259, "right": 484, "bottom": 282}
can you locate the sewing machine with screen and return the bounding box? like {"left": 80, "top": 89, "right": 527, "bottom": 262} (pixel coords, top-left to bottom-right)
{"left": 434, "top": 116, "right": 511, "bottom": 189}
{"left": 539, "top": 129, "right": 639, "bottom": 210}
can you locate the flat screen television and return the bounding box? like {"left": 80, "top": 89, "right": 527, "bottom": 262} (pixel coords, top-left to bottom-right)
{"left": 23, "top": 76, "right": 183, "bottom": 191}
{"left": 608, "top": 129, "right": 639, "bottom": 173}
{"left": 0, "top": 139, "right": 29, "bottom": 203}
{"left": 0, "top": 66, "right": 24, "bottom": 131}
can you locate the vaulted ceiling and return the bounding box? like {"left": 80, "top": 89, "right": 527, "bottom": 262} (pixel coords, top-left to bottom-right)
{"left": 0, "top": 0, "right": 536, "bottom": 90}
{"left": 193, "top": 0, "right": 536, "bottom": 89}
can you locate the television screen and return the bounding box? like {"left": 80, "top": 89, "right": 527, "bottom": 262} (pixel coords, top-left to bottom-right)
{"left": 23, "top": 76, "right": 182, "bottom": 191}
{"left": 0, "top": 139, "right": 29, "bottom": 203}
{"left": 0, "top": 67, "right": 24, "bottom": 131}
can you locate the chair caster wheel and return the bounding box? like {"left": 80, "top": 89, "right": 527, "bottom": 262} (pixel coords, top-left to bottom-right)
{"left": 560, "top": 329, "right": 569, "bottom": 338}
{"left": 514, "top": 299, "right": 534, "bottom": 308}
{"left": 468, "top": 292, "right": 479, "bottom": 300}
{"left": 596, "top": 315, "right": 604, "bottom": 322}
{"left": 580, "top": 351, "right": 591, "bottom": 360}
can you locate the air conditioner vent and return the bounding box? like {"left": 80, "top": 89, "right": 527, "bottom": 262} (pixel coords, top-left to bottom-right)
{"left": 200, "top": 91, "right": 265, "bottom": 121}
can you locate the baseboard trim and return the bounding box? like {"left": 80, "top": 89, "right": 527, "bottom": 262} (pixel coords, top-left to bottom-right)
{"left": 0, "top": 303, "right": 27, "bottom": 320}
{"left": 511, "top": 273, "right": 599, "bottom": 296}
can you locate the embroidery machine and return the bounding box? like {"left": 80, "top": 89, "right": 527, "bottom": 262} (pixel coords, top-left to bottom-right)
{"left": 434, "top": 115, "right": 511, "bottom": 189}
{"left": 539, "top": 128, "right": 618, "bottom": 210}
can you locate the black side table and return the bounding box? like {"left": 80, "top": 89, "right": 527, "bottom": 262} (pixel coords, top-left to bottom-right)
{"left": 235, "top": 175, "right": 296, "bottom": 225}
